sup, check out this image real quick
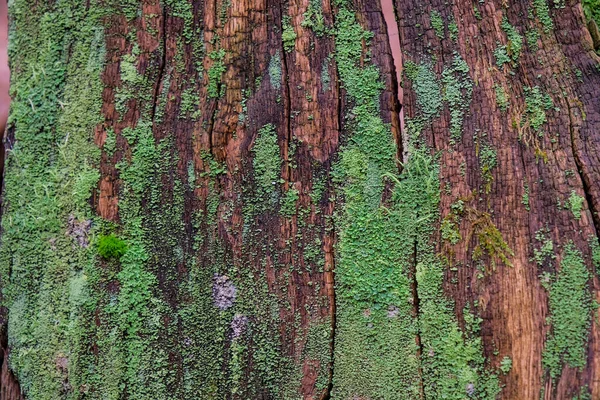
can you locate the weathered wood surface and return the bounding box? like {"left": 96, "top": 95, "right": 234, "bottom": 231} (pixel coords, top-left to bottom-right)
{"left": 0, "top": 0, "right": 599, "bottom": 399}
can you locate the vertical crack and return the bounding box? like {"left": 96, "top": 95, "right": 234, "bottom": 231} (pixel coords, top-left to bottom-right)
{"left": 277, "top": 2, "right": 293, "bottom": 187}
{"left": 411, "top": 238, "right": 426, "bottom": 400}
{"left": 565, "top": 96, "right": 600, "bottom": 239}
{"left": 381, "top": 0, "right": 404, "bottom": 166}
{"left": 151, "top": 4, "right": 168, "bottom": 124}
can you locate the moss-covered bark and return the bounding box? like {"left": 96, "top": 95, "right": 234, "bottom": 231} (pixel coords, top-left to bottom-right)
{"left": 1, "top": 0, "right": 599, "bottom": 399}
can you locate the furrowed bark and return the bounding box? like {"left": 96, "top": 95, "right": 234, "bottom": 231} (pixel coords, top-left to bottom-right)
{"left": 2, "top": 0, "right": 600, "bottom": 399}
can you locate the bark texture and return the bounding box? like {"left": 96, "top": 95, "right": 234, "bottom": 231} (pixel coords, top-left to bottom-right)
{"left": 1, "top": 0, "right": 600, "bottom": 399}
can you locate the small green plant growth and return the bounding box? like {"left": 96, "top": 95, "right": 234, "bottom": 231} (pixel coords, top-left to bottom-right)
{"left": 526, "top": 29, "right": 540, "bottom": 51}
{"left": 590, "top": 237, "right": 600, "bottom": 269}
{"left": 478, "top": 143, "right": 497, "bottom": 194}
{"left": 208, "top": 49, "right": 226, "bottom": 98}
{"left": 98, "top": 234, "right": 128, "bottom": 260}
{"left": 566, "top": 190, "right": 585, "bottom": 220}
{"left": 404, "top": 61, "right": 443, "bottom": 121}
{"left": 301, "top": 0, "right": 327, "bottom": 36}
{"left": 448, "top": 20, "right": 458, "bottom": 41}
{"left": 269, "top": 51, "right": 282, "bottom": 90}
{"left": 494, "top": 85, "right": 509, "bottom": 112}
{"left": 442, "top": 54, "right": 473, "bottom": 142}
{"left": 494, "top": 44, "right": 511, "bottom": 68}
{"left": 543, "top": 243, "right": 592, "bottom": 378}
{"left": 280, "top": 188, "right": 300, "bottom": 217}
{"left": 500, "top": 356, "right": 512, "bottom": 374}
{"left": 523, "top": 86, "right": 553, "bottom": 133}
{"left": 441, "top": 217, "right": 462, "bottom": 245}
{"left": 501, "top": 17, "right": 523, "bottom": 62}
{"left": 430, "top": 10, "right": 444, "bottom": 39}
{"left": 532, "top": 229, "right": 556, "bottom": 267}
{"left": 522, "top": 184, "right": 530, "bottom": 211}
{"left": 466, "top": 207, "right": 514, "bottom": 269}
{"left": 533, "top": 0, "right": 554, "bottom": 32}
{"left": 282, "top": 16, "right": 297, "bottom": 52}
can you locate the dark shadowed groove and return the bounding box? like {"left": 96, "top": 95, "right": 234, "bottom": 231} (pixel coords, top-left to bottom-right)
{"left": 277, "top": 1, "right": 293, "bottom": 187}
{"left": 565, "top": 95, "right": 600, "bottom": 241}
{"left": 381, "top": 0, "right": 405, "bottom": 164}
{"left": 151, "top": 4, "right": 167, "bottom": 124}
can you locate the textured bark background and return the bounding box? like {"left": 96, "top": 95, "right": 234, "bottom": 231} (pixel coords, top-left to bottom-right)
{"left": 0, "top": 0, "right": 599, "bottom": 399}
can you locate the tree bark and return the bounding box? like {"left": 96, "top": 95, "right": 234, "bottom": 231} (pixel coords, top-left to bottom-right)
{"left": 1, "top": 0, "right": 599, "bottom": 399}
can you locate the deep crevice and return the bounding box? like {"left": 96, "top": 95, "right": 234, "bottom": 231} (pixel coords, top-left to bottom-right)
{"left": 565, "top": 96, "right": 600, "bottom": 239}
{"left": 411, "top": 237, "right": 426, "bottom": 400}
{"left": 380, "top": 0, "right": 404, "bottom": 167}
{"left": 151, "top": 5, "right": 168, "bottom": 124}
{"left": 277, "top": 3, "right": 293, "bottom": 187}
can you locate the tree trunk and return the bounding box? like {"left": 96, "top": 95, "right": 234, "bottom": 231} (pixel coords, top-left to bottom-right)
{"left": 1, "top": 0, "right": 599, "bottom": 399}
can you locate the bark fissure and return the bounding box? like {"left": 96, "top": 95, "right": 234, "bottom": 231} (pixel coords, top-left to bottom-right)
{"left": 151, "top": 5, "right": 167, "bottom": 124}
{"left": 411, "top": 236, "right": 426, "bottom": 400}
{"left": 565, "top": 95, "right": 600, "bottom": 239}
{"left": 278, "top": 2, "right": 293, "bottom": 187}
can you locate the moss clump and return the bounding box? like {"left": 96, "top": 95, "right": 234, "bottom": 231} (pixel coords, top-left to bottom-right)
{"left": 494, "top": 45, "right": 511, "bottom": 68}
{"left": 282, "top": 16, "right": 297, "bottom": 52}
{"left": 501, "top": 17, "right": 523, "bottom": 62}
{"left": 97, "top": 234, "right": 128, "bottom": 260}
{"left": 430, "top": 10, "right": 444, "bottom": 39}
{"left": 494, "top": 85, "right": 509, "bottom": 112}
{"left": 301, "top": 0, "right": 327, "bottom": 36}
{"left": 478, "top": 142, "right": 497, "bottom": 194}
{"left": 442, "top": 54, "right": 473, "bottom": 142}
{"left": 208, "top": 48, "right": 226, "bottom": 98}
{"left": 500, "top": 356, "right": 512, "bottom": 374}
{"left": 268, "top": 51, "right": 282, "bottom": 90}
{"left": 542, "top": 243, "right": 592, "bottom": 379}
{"left": 533, "top": 0, "right": 553, "bottom": 32}
{"left": 566, "top": 190, "right": 585, "bottom": 220}
{"left": 523, "top": 86, "right": 553, "bottom": 132}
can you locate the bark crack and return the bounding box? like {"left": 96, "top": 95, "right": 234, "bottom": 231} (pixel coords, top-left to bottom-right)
{"left": 411, "top": 237, "right": 426, "bottom": 400}
{"left": 151, "top": 4, "right": 168, "bottom": 124}
{"left": 565, "top": 95, "right": 600, "bottom": 238}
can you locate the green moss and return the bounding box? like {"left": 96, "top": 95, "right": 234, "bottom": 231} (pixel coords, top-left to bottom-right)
{"left": 495, "top": 85, "right": 509, "bottom": 112}
{"left": 441, "top": 217, "right": 462, "bottom": 245}
{"left": 501, "top": 17, "right": 523, "bottom": 62}
{"left": 430, "top": 10, "right": 445, "bottom": 39}
{"left": 533, "top": 0, "right": 554, "bottom": 32}
{"left": 250, "top": 124, "right": 282, "bottom": 211}
{"left": 542, "top": 243, "right": 592, "bottom": 379}
{"left": 331, "top": 3, "right": 500, "bottom": 398}
{"left": 268, "top": 51, "right": 282, "bottom": 90}
{"left": 500, "top": 356, "right": 512, "bottom": 374}
{"left": 478, "top": 143, "right": 497, "bottom": 194}
{"left": 282, "top": 16, "right": 297, "bottom": 52}
{"left": 405, "top": 61, "right": 443, "bottom": 120}
{"left": 526, "top": 29, "right": 540, "bottom": 51}
{"left": 494, "top": 44, "right": 511, "bottom": 68}
{"left": 448, "top": 20, "right": 459, "bottom": 41}
{"left": 521, "top": 184, "right": 530, "bottom": 211}
{"left": 208, "top": 49, "right": 226, "bottom": 98}
{"left": 97, "top": 234, "right": 128, "bottom": 260}
{"left": 302, "top": 0, "right": 327, "bottom": 36}
{"left": 523, "top": 86, "right": 553, "bottom": 132}
{"left": 532, "top": 229, "right": 556, "bottom": 267}
{"left": 566, "top": 190, "right": 585, "bottom": 220}
{"left": 0, "top": 0, "right": 106, "bottom": 397}
{"left": 442, "top": 54, "right": 473, "bottom": 142}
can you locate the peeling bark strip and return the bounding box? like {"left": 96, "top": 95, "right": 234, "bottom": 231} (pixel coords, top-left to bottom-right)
{"left": 1, "top": 0, "right": 600, "bottom": 399}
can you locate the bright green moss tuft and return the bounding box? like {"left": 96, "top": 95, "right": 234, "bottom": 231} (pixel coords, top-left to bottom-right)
{"left": 97, "top": 234, "right": 128, "bottom": 260}
{"left": 282, "top": 16, "right": 297, "bottom": 52}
